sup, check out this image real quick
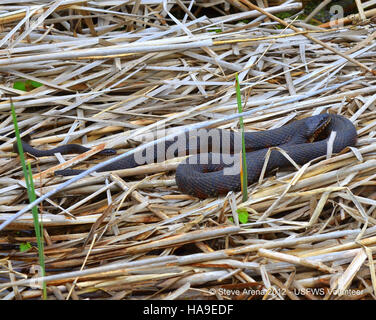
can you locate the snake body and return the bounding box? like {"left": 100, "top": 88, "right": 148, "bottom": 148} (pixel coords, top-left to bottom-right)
{"left": 15, "top": 114, "right": 357, "bottom": 198}
{"left": 14, "top": 136, "right": 116, "bottom": 157}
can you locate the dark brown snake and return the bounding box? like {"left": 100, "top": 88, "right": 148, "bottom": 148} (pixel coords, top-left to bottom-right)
{"left": 14, "top": 114, "right": 357, "bottom": 198}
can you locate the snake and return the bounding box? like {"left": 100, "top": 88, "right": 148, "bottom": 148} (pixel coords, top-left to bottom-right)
{"left": 13, "top": 114, "right": 357, "bottom": 198}
{"left": 13, "top": 135, "right": 117, "bottom": 157}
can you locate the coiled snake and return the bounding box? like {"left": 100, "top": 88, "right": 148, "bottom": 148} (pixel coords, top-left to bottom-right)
{"left": 14, "top": 114, "right": 357, "bottom": 198}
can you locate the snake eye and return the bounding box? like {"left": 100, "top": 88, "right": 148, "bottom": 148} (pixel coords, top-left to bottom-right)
{"left": 306, "top": 114, "right": 331, "bottom": 142}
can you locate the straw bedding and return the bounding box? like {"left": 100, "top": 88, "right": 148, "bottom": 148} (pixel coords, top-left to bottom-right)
{"left": 0, "top": 0, "right": 376, "bottom": 300}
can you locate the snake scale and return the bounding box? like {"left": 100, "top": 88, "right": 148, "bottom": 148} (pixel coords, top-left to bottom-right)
{"left": 14, "top": 114, "right": 357, "bottom": 198}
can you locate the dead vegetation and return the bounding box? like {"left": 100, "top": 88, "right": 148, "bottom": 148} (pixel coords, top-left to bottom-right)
{"left": 0, "top": 0, "right": 376, "bottom": 300}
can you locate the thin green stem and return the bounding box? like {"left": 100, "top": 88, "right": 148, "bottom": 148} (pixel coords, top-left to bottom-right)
{"left": 235, "top": 74, "right": 248, "bottom": 202}
{"left": 11, "top": 99, "right": 46, "bottom": 299}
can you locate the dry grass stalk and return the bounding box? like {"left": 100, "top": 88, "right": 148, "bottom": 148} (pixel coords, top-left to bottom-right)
{"left": 0, "top": 0, "right": 376, "bottom": 300}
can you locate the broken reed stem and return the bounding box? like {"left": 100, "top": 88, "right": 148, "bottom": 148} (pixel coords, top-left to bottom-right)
{"left": 0, "top": 0, "right": 375, "bottom": 300}
{"left": 238, "top": 0, "right": 376, "bottom": 75}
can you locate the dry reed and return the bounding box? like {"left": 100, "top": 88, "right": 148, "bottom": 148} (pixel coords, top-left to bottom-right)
{"left": 0, "top": 0, "right": 376, "bottom": 301}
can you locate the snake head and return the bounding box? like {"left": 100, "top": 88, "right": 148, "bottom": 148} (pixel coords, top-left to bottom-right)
{"left": 304, "top": 114, "right": 331, "bottom": 143}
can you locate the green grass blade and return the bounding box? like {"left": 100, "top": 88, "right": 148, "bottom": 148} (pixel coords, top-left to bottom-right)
{"left": 235, "top": 74, "right": 248, "bottom": 202}
{"left": 27, "top": 161, "right": 47, "bottom": 299}
{"left": 10, "top": 99, "right": 47, "bottom": 299}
